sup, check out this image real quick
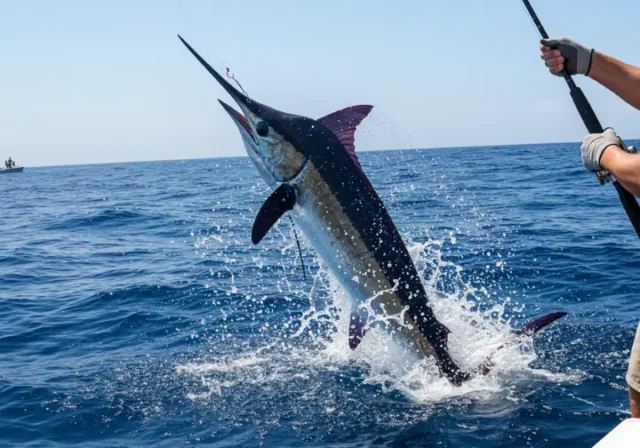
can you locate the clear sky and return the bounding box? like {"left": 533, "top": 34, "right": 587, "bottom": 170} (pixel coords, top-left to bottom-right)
{"left": 3, "top": 0, "right": 640, "bottom": 167}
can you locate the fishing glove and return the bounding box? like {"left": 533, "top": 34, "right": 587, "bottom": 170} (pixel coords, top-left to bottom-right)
{"left": 541, "top": 37, "right": 594, "bottom": 76}
{"left": 581, "top": 128, "right": 619, "bottom": 171}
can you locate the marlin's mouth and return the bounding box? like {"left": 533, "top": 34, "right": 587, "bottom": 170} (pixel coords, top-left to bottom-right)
{"left": 218, "top": 100, "right": 255, "bottom": 141}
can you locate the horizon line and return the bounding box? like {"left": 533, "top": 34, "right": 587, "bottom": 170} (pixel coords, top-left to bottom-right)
{"left": 13, "top": 139, "right": 637, "bottom": 169}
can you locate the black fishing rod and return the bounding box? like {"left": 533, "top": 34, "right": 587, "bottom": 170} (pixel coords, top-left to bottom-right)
{"left": 521, "top": 0, "right": 640, "bottom": 239}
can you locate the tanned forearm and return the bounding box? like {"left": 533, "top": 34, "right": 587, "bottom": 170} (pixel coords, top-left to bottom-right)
{"left": 600, "top": 146, "right": 640, "bottom": 197}
{"left": 589, "top": 51, "right": 640, "bottom": 111}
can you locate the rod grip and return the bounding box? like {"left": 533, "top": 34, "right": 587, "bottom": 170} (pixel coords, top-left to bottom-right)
{"left": 613, "top": 181, "right": 640, "bottom": 238}
{"left": 570, "top": 87, "right": 604, "bottom": 134}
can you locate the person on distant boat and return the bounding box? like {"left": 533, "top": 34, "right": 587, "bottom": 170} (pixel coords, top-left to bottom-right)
{"left": 7, "top": 157, "right": 13, "bottom": 169}
{"left": 541, "top": 38, "right": 640, "bottom": 418}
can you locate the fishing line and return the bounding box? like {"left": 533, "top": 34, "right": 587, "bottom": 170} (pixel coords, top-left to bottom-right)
{"left": 287, "top": 215, "right": 307, "bottom": 281}
{"left": 177, "top": 0, "right": 304, "bottom": 277}
{"left": 176, "top": 0, "right": 228, "bottom": 73}
{"left": 177, "top": 0, "right": 250, "bottom": 98}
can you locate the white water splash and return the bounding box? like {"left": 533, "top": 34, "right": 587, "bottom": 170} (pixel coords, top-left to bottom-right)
{"left": 179, "top": 234, "right": 579, "bottom": 404}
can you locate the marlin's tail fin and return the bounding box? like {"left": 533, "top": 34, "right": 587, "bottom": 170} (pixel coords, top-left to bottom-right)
{"left": 515, "top": 311, "right": 568, "bottom": 336}
{"left": 476, "top": 311, "right": 568, "bottom": 375}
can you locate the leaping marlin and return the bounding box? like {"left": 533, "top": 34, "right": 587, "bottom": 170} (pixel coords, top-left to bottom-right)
{"left": 178, "top": 35, "right": 566, "bottom": 385}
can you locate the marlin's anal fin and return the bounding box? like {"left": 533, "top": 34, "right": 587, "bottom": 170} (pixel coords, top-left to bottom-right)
{"left": 348, "top": 306, "right": 368, "bottom": 350}
{"left": 318, "top": 105, "right": 373, "bottom": 170}
{"left": 252, "top": 184, "right": 296, "bottom": 245}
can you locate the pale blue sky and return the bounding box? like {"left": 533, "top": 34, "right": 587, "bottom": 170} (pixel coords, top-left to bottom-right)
{"left": 2, "top": 0, "right": 640, "bottom": 167}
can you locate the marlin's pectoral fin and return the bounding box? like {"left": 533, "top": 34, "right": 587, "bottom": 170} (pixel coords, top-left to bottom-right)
{"left": 252, "top": 184, "right": 296, "bottom": 245}
{"left": 348, "top": 306, "right": 368, "bottom": 350}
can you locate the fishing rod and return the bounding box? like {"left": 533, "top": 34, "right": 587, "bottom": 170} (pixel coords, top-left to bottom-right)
{"left": 521, "top": 0, "right": 640, "bottom": 239}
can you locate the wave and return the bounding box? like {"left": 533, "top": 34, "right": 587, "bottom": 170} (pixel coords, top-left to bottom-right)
{"left": 46, "top": 209, "right": 151, "bottom": 231}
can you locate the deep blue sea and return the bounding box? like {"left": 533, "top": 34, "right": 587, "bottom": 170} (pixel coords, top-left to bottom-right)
{"left": 2, "top": 143, "right": 640, "bottom": 447}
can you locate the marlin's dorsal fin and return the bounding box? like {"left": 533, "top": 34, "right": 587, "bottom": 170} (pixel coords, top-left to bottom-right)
{"left": 252, "top": 184, "right": 296, "bottom": 245}
{"left": 319, "top": 105, "right": 373, "bottom": 169}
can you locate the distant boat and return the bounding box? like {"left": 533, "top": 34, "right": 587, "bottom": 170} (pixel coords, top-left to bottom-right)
{"left": 2, "top": 158, "right": 23, "bottom": 174}
{"left": 0, "top": 166, "right": 24, "bottom": 174}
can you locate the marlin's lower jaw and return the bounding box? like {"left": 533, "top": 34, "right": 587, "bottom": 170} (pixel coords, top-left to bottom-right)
{"left": 219, "top": 100, "right": 255, "bottom": 143}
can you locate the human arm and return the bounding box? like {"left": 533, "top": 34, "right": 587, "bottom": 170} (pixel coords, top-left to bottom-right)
{"left": 599, "top": 144, "right": 640, "bottom": 197}
{"left": 540, "top": 38, "right": 640, "bottom": 110}
{"left": 582, "top": 129, "right": 640, "bottom": 197}
{"left": 589, "top": 51, "right": 640, "bottom": 110}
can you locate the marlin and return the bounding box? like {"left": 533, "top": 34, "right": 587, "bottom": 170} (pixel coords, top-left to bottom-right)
{"left": 178, "top": 36, "right": 567, "bottom": 385}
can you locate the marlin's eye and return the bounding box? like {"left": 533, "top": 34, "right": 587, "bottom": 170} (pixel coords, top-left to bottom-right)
{"left": 256, "top": 121, "right": 269, "bottom": 137}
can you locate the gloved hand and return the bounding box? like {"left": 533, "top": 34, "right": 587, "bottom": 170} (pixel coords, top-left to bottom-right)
{"left": 581, "top": 128, "right": 620, "bottom": 171}
{"left": 540, "top": 37, "right": 594, "bottom": 76}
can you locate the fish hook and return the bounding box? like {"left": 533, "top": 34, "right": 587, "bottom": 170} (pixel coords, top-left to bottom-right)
{"left": 226, "top": 67, "right": 249, "bottom": 97}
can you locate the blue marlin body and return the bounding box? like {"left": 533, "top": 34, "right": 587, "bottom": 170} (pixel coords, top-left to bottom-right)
{"left": 178, "top": 36, "right": 566, "bottom": 385}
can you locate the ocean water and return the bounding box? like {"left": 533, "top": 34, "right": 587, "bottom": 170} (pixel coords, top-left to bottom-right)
{"left": 2, "top": 143, "right": 640, "bottom": 447}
